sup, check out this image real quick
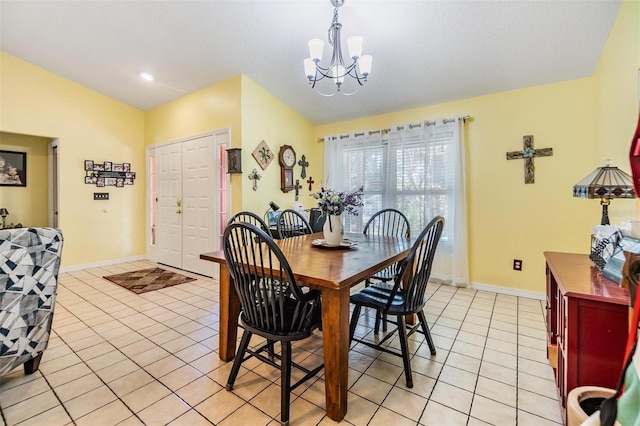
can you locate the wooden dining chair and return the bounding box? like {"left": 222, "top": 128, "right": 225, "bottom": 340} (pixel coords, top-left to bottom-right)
{"left": 362, "top": 208, "right": 411, "bottom": 331}
{"left": 276, "top": 209, "right": 313, "bottom": 239}
{"left": 222, "top": 222, "right": 323, "bottom": 426}
{"left": 349, "top": 216, "right": 444, "bottom": 388}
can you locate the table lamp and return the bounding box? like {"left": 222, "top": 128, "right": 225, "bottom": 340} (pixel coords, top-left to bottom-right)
{"left": 264, "top": 201, "right": 280, "bottom": 226}
{"left": 573, "top": 160, "right": 636, "bottom": 225}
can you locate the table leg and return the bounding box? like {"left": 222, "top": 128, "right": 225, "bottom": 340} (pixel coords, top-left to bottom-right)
{"left": 219, "top": 263, "right": 240, "bottom": 361}
{"left": 321, "top": 286, "right": 349, "bottom": 421}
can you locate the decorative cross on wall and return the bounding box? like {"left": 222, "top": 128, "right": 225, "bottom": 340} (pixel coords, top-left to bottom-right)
{"left": 506, "top": 135, "right": 553, "bottom": 184}
{"left": 248, "top": 169, "right": 261, "bottom": 191}
{"left": 294, "top": 179, "right": 303, "bottom": 201}
{"left": 306, "top": 176, "right": 315, "bottom": 191}
{"left": 298, "top": 155, "right": 309, "bottom": 179}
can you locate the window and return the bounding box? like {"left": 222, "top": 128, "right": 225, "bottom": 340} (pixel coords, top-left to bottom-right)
{"left": 324, "top": 118, "right": 469, "bottom": 285}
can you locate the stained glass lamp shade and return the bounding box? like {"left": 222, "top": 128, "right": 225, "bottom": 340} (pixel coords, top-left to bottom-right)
{"left": 573, "top": 161, "right": 636, "bottom": 225}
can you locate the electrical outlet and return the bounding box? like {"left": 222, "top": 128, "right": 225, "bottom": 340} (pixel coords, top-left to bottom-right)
{"left": 94, "top": 192, "right": 109, "bottom": 200}
{"left": 513, "top": 259, "right": 523, "bottom": 271}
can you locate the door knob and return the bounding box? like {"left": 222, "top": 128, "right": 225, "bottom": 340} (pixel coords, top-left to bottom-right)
{"left": 176, "top": 198, "right": 182, "bottom": 207}
{"left": 176, "top": 209, "right": 182, "bottom": 214}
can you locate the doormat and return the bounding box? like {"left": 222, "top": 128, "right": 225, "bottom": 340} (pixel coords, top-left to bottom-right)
{"left": 103, "top": 267, "right": 196, "bottom": 294}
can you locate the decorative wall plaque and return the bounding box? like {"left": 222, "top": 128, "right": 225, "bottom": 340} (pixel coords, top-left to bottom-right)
{"left": 84, "top": 160, "right": 136, "bottom": 187}
{"left": 252, "top": 140, "right": 274, "bottom": 170}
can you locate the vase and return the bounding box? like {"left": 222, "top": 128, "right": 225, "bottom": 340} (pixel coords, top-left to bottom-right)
{"left": 323, "top": 214, "right": 344, "bottom": 246}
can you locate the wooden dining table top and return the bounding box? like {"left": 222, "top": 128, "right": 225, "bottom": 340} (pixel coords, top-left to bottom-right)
{"left": 200, "top": 231, "right": 415, "bottom": 290}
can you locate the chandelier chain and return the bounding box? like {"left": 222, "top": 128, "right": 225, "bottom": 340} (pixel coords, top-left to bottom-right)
{"left": 328, "top": 7, "right": 339, "bottom": 46}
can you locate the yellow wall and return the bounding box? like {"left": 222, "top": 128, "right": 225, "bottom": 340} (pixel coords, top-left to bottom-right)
{"left": 0, "top": 132, "right": 51, "bottom": 228}
{"left": 144, "top": 75, "right": 243, "bottom": 212}
{"left": 315, "top": 2, "right": 640, "bottom": 294}
{"left": 0, "top": 53, "right": 146, "bottom": 266}
{"left": 240, "top": 76, "right": 317, "bottom": 215}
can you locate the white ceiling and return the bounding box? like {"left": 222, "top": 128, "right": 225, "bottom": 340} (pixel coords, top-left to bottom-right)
{"left": 0, "top": 0, "right": 621, "bottom": 125}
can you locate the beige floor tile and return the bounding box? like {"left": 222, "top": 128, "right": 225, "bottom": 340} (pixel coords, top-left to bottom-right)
{"left": 250, "top": 383, "right": 288, "bottom": 418}
{"left": 364, "top": 359, "right": 404, "bottom": 385}
{"left": 368, "top": 406, "right": 415, "bottom": 426}
{"left": 431, "top": 324, "right": 459, "bottom": 339}
{"left": 519, "top": 358, "right": 555, "bottom": 381}
{"left": 445, "top": 352, "right": 481, "bottom": 374}
{"left": 485, "top": 336, "right": 517, "bottom": 355}
{"left": 451, "top": 340, "right": 484, "bottom": 359}
{"left": 519, "top": 345, "right": 549, "bottom": 364}
{"left": 167, "top": 409, "right": 216, "bottom": 426}
{"left": 109, "top": 369, "right": 155, "bottom": 397}
{"left": 85, "top": 350, "right": 129, "bottom": 371}
{"left": 479, "top": 360, "right": 517, "bottom": 386}
{"left": 288, "top": 396, "right": 327, "bottom": 426}
{"left": 75, "top": 341, "right": 116, "bottom": 361}
{"left": 75, "top": 399, "right": 134, "bottom": 426}
{"left": 39, "top": 353, "right": 83, "bottom": 375}
{"left": 137, "top": 393, "right": 191, "bottom": 425}
{"left": 96, "top": 359, "right": 141, "bottom": 383}
{"left": 460, "top": 322, "right": 489, "bottom": 336}
{"left": 518, "top": 389, "right": 563, "bottom": 423}
{"left": 175, "top": 375, "right": 223, "bottom": 407}
{"left": 474, "top": 376, "right": 516, "bottom": 407}
{"left": 13, "top": 405, "right": 72, "bottom": 426}
{"left": 420, "top": 400, "right": 469, "bottom": 425}
{"left": 64, "top": 385, "right": 118, "bottom": 420}
{"left": 144, "top": 354, "right": 186, "bottom": 378}
{"left": 55, "top": 373, "right": 104, "bottom": 402}
{"left": 129, "top": 346, "right": 171, "bottom": 367}
{"left": 482, "top": 347, "right": 517, "bottom": 369}
{"left": 438, "top": 365, "right": 478, "bottom": 392}
{"left": 381, "top": 386, "right": 428, "bottom": 421}
{"left": 0, "top": 376, "right": 50, "bottom": 407}
{"left": 196, "top": 387, "right": 246, "bottom": 424}
{"left": 487, "top": 328, "right": 517, "bottom": 343}
{"left": 174, "top": 342, "right": 212, "bottom": 363}
{"left": 467, "top": 416, "right": 492, "bottom": 425}
{"left": 121, "top": 381, "right": 172, "bottom": 413}
{"left": 430, "top": 381, "right": 473, "bottom": 414}
{"left": 2, "top": 390, "right": 60, "bottom": 424}
{"left": 518, "top": 409, "right": 563, "bottom": 425}
{"left": 218, "top": 402, "right": 272, "bottom": 426}
{"left": 349, "top": 373, "right": 393, "bottom": 405}
{"left": 519, "top": 371, "right": 558, "bottom": 399}
{"left": 159, "top": 364, "right": 205, "bottom": 391}
{"left": 343, "top": 392, "right": 378, "bottom": 425}
{"left": 455, "top": 330, "right": 487, "bottom": 347}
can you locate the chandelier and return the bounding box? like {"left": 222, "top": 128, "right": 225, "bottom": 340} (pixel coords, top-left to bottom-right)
{"left": 303, "top": 0, "right": 372, "bottom": 96}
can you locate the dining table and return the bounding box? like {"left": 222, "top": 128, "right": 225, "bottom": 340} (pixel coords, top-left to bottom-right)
{"left": 200, "top": 231, "right": 414, "bottom": 421}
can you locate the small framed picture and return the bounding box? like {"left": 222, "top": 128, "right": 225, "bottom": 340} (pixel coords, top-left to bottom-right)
{"left": 116, "top": 178, "right": 124, "bottom": 188}
{"left": 104, "top": 161, "right": 112, "bottom": 171}
{"left": 84, "top": 160, "right": 94, "bottom": 171}
{"left": 97, "top": 178, "right": 105, "bottom": 187}
{"left": 0, "top": 150, "right": 27, "bottom": 187}
{"left": 105, "top": 177, "right": 116, "bottom": 186}
{"left": 113, "top": 164, "right": 124, "bottom": 172}
{"left": 123, "top": 163, "right": 131, "bottom": 172}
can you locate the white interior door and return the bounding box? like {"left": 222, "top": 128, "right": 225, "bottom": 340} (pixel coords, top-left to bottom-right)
{"left": 181, "top": 135, "right": 216, "bottom": 276}
{"left": 156, "top": 143, "right": 182, "bottom": 268}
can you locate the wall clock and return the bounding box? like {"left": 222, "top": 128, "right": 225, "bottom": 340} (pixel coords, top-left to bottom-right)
{"left": 252, "top": 140, "right": 274, "bottom": 170}
{"left": 279, "top": 145, "right": 296, "bottom": 193}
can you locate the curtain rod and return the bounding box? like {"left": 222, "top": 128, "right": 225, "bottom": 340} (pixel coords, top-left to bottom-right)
{"left": 316, "top": 115, "right": 472, "bottom": 143}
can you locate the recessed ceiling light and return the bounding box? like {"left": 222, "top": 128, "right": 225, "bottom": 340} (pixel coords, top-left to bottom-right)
{"left": 140, "top": 72, "right": 155, "bottom": 81}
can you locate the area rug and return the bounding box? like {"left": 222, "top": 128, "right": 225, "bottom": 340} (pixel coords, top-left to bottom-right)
{"left": 103, "top": 267, "right": 196, "bottom": 294}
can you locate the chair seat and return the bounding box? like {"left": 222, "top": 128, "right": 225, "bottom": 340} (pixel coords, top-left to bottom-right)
{"left": 351, "top": 286, "right": 424, "bottom": 316}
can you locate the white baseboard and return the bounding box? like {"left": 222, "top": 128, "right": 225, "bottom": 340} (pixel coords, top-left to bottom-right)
{"left": 60, "top": 256, "right": 147, "bottom": 273}
{"left": 469, "top": 281, "right": 545, "bottom": 301}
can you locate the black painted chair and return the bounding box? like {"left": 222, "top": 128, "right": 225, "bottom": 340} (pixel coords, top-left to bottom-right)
{"left": 362, "top": 208, "right": 411, "bottom": 331}
{"left": 276, "top": 209, "right": 313, "bottom": 239}
{"left": 223, "top": 222, "right": 323, "bottom": 426}
{"left": 349, "top": 216, "right": 444, "bottom": 388}
{"left": 228, "top": 211, "right": 272, "bottom": 237}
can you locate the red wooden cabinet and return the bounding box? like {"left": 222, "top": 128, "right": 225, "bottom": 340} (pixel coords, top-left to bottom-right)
{"left": 544, "top": 252, "right": 628, "bottom": 424}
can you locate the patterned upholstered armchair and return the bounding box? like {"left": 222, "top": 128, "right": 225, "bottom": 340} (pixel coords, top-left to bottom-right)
{"left": 0, "top": 227, "right": 64, "bottom": 376}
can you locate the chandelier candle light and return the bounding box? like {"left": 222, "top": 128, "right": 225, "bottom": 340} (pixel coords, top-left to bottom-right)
{"left": 303, "top": 0, "right": 372, "bottom": 96}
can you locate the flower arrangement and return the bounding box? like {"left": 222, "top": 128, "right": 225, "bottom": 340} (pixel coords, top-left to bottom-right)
{"left": 310, "top": 186, "right": 364, "bottom": 216}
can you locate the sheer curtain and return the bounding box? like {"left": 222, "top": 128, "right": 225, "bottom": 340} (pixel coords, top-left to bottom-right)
{"left": 324, "top": 118, "right": 469, "bottom": 287}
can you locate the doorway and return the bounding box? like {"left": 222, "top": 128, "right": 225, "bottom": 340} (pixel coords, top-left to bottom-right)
{"left": 150, "top": 129, "right": 230, "bottom": 277}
